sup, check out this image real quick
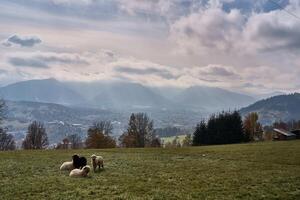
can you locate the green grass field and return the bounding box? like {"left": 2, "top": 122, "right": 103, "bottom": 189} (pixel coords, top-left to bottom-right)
{"left": 0, "top": 141, "right": 300, "bottom": 200}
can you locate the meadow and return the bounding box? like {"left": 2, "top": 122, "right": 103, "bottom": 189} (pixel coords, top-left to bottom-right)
{"left": 0, "top": 141, "right": 299, "bottom": 200}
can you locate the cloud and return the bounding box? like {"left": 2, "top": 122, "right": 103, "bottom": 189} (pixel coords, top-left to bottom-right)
{"left": 115, "top": 66, "right": 178, "bottom": 80}
{"left": 243, "top": 3, "right": 300, "bottom": 52}
{"left": 9, "top": 57, "right": 49, "bottom": 68}
{"left": 170, "top": 7, "right": 245, "bottom": 54}
{"left": 169, "top": 0, "right": 300, "bottom": 55}
{"left": 7, "top": 52, "right": 89, "bottom": 68}
{"left": 3, "top": 35, "right": 42, "bottom": 47}
{"left": 51, "top": 0, "right": 93, "bottom": 5}
{"left": 199, "top": 65, "right": 238, "bottom": 77}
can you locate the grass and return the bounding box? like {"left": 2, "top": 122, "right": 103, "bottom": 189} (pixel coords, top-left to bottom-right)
{"left": 0, "top": 141, "right": 300, "bottom": 200}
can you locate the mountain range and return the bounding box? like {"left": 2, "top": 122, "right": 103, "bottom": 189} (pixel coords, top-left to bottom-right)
{"left": 240, "top": 93, "right": 300, "bottom": 125}
{"left": 2, "top": 79, "right": 300, "bottom": 144}
{"left": 0, "top": 79, "right": 256, "bottom": 112}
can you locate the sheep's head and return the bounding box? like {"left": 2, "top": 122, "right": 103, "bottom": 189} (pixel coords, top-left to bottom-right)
{"left": 91, "top": 154, "right": 97, "bottom": 160}
{"left": 82, "top": 165, "right": 91, "bottom": 175}
{"left": 72, "top": 154, "right": 79, "bottom": 161}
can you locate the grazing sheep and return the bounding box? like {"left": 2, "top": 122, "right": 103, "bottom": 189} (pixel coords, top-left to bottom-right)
{"left": 60, "top": 161, "right": 74, "bottom": 171}
{"left": 72, "top": 154, "right": 87, "bottom": 169}
{"left": 91, "top": 154, "right": 104, "bottom": 172}
{"left": 69, "top": 165, "right": 91, "bottom": 177}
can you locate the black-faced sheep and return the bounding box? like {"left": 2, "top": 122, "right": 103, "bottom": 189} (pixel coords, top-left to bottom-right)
{"left": 60, "top": 161, "right": 74, "bottom": 171}
{"left": 72, "top": 154, "right": 87, "bottom": 169}
{"left": 69, "top": 165, "right": 91, "bottom": 177}
{"left": 91, "top": 154, "right": 104, "bottom": 172}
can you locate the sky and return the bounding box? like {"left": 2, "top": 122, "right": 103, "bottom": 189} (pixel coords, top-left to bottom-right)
{"left": 0, "top": 0, "right": 299, "bottom": 95}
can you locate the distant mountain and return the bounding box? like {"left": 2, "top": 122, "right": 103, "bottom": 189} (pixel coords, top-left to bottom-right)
{"left": 240, "top": 93, "right": 300, "bottom": 125}
{"left": 0, "top": 79, "right": 255, "bottom": 112}
{"left": 92, "top": 82, "right": 170, "bottom": 109}
{"left": 175, "top": 86, "right": 255, "bottom": 111}
{"left": 0, "top": 79, "right": 86, "bottom": 105}
{"left": 256, "top": 91, "right": 286, "bottom": 100}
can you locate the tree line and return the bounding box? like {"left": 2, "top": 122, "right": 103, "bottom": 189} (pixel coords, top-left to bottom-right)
{"left": 0, "top": 97, "right": 297, "bottom": 151}
{"left": 192, "top": 111, "right": 263, "bottom": 146}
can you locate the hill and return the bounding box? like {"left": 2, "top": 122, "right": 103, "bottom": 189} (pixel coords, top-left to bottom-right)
{"left": 175, "top": 86, "right": 255, "bottom": 111}
{"left": 0, "top": 141, "right": 299, "bottom": 199}
{"left": 240, "top": 93, "right": 300, "bottom": 124}
{"left": 92, "top": 82, "right": 170, "bottom": 109}
{"left": 4, "top": 100, "right": 118, "bottom": 144}
{"left": 0, "top": 79, "right": 86, "bottom": 105}
{"left": 0, "top": 79, "right": 255, "bottom": 112}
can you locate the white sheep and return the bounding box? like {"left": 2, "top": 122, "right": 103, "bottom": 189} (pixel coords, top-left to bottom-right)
{"left": 69, "top": 165, "right": 91, "bottom": 177}
{"left": 60, "top": 161, "right": 74, "bottom": 171}
{"left": 91, "top": 154, "right": 104, "bottom": 172}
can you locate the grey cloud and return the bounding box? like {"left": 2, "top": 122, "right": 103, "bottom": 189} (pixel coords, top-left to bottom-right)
{"left": 8, "top": 52, "right": 89, "bottom": 68}
{"left": 248, "top": 19, "right": 300, "bottom": 52}
{"left": 0, "top": 69, "right": 8, "bottom": 74}
{"left": 200, "top": 66, "right": 238, "bottom": 77}
{"left": 206, "top": 66, "right": 237, "bottom": 77}
{"left": 36, "top": 55, "right": 89, "bottom": 65}
{"left": 9, "top": 57, "right": 49, "bottom": 68}
{"left": 242, "top": 82, "right": 265, "bottom": 88}
{"left": 4, "top": 35, "right": 42, "bottom": 47}
{"left": 115, "top": 66, "right": 178, "bottom": 80}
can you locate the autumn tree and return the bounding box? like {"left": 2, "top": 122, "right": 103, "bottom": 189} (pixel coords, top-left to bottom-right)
{"left": 119, "top": 113, "right": 156, "bottom": 148}
{"left": 86, "top": 121, "right": 116, "bottom": 148}
{"left": 243, "top": 112, "right": 263, "bottom": 141}
{"left": 22, "top": 121, "right": 49, "bottom": 149}
{"left": 182, "top": 134, "right": 192, "bottom": 147}
{"left": 150, "top": 137, "right": 161, "bottom": 147}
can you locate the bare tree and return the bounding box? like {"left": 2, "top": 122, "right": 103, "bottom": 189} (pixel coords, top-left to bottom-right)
{"left": 0, "top": 129, "right": 15, "bottom": 151}
{"left": 67, "top": 134, "right": 82, "bottom": 149}
{"left": 22, "top": 121, "right": 49, "bottom": 149}
{"left": 0, "top": 100, "right": 15, "bottom": 151}
{"left": 92, "top": 121, "right": 113, "bottom": 135}
{"left": 0, "top": 99, "right": 6, "bottom": 123}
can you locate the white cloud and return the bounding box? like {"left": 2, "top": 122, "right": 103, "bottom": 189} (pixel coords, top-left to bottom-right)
{"left": 170, "top": 7, "right": 245, "bottom": 54}
{"left": 169, "top": 0, "right": 300, "bottom": 55}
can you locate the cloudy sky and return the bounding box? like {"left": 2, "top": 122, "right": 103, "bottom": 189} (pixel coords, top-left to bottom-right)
{"left": 0, "top": 0, "right": 299, "bottom": 94}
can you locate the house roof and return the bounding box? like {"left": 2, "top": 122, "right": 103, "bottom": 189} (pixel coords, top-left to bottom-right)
{"left": 273, "top": 128, "right": 296, "bottom": 137}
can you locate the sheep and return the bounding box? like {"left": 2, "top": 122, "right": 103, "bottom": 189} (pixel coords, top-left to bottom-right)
{"left": 72, "top": 154, "right": 87, "bottom": 169}
{"left": 69, "top": 165, "right": 91, "bottom": 177}
{"left": 91, "top": 154, "right": 104, "bottom": 172}
{"left": 60, "top": 161, "right": 74, "bottom": 171}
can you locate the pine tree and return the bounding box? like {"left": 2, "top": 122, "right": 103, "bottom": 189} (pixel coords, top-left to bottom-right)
{"left": 193, "top": 120, "right": 206, "bottom": 146}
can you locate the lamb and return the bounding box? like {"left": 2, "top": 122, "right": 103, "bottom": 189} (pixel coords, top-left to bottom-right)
{"left": 60, "top": 161, "right": 74, "bottom": 171}
{"left": 72, "top": 154, "right": 87, "bottom": 169}
{"left": 69, "top": 165, "right": 91, "bottom": 177}
{"left": 91, "top": 154, "right": 104, "bottom": 172}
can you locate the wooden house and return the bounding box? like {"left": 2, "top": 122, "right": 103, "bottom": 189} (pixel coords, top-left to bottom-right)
{"left": 273, "top": 128, "right": 296, "bottom": 140}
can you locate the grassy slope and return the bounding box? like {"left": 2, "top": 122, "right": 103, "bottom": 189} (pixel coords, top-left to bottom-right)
{"left": 0, "top": 141, "right": 300, "bottom": 200}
